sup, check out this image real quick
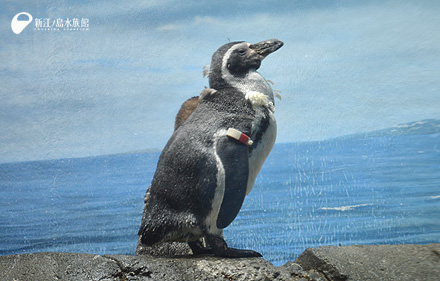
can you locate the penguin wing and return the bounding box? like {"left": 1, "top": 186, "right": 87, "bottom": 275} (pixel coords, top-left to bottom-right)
{"left": 215, "top": 135, "right": 249, "bottom": 229}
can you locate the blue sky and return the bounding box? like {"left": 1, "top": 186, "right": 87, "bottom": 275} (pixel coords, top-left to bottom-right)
{"left": 1, "top": 0, "right": 439, "bottom": 163}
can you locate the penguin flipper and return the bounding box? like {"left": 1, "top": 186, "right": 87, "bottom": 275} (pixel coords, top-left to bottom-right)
{"left": 216, "top": 135, "right": 249, "bottom": 229}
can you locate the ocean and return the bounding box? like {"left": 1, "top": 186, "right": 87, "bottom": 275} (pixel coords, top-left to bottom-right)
{"left": 1, "top": 126, "right": 439, "bottom": 266}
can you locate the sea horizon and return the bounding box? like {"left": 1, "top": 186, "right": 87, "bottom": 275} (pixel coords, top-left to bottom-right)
{"left": 2, "top": 118, "right": 439, "bottom": 165}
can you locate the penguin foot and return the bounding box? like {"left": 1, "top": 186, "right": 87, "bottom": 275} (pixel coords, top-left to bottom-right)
{"left": 206, "top": 234, "right": 262, "bottom": 258}
{"left": 221, "top": 247, "right": 262, "bottom": 258}
{"left": 188, "top": 239, "right": 214, "bottom": 255}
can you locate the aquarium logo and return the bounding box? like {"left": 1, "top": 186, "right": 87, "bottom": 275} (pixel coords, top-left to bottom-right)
{"left": 11, "top": 12, "right": 33, "bottom": 34}
{"left": 34, "top": 17, "right": 90, "bottom": 31}
{"left": 11, "top": 12, "right": 90, "bottom": 34}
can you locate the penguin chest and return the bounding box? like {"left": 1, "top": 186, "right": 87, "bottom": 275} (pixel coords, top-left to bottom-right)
{"left": 247, "top": 109, "right": 277, "bottom": 195}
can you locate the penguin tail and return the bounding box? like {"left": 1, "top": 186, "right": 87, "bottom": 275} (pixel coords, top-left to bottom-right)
{"left": 138, "top": 226, "right": 163, "bottom": 246}
{"left": 138, "top": 188, "right": 178, "bottom": 246}
{"left": 138, "top": 213, "right": 172, "bottom": 246}
{"left": 138, "top": 207, "right": 200, "bottom": 246}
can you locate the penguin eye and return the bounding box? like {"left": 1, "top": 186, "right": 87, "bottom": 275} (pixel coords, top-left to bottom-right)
{"left": 237, "top": 48, "right": 247, "bottom": 56}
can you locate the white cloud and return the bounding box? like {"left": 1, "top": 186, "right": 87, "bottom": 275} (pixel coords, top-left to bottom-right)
{"left": 193, "top": 15, "right": 222, "bottom": 26}
{"left": 157, "top": 24, "right": 180, "bottom": 31}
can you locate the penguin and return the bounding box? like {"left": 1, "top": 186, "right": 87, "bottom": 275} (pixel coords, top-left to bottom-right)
{"left": 138, "top": 39, "right": 283, "bottom": 258}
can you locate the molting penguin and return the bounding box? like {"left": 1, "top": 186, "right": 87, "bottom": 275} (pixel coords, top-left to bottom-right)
{"left": 138, "top": 39, "right": 283, "bottom": 258}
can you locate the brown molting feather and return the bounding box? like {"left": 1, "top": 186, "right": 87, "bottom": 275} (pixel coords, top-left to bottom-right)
{"left": 174, "top": 88, "right": 217, "bottom": 131}
{"left": 174, "top": 96, "right": 200, "bottom": 131}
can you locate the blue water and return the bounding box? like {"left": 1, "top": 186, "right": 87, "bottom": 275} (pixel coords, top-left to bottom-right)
{"left": 1, "top": 133, "right": 439, "bottom": 266}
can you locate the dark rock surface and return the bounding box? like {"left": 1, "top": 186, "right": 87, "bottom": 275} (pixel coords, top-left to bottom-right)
{"left": 294, "top": 243, "right": 440, "bottom": 281}
{"left": 0, "top": 252, "right": 323, "bottom": 281}
{"left": 1, "top": 244, "right": 439, "bottom": 281}
{"left": 0, "top": 252, "right": 120, "bottom": 281}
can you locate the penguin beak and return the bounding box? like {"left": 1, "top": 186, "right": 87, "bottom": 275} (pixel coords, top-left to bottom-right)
{"left": 249, "top": 39, "right": 284, "bottom": 58}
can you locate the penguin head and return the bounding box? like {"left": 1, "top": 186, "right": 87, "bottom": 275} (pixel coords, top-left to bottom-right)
{"left": 208, "top": 39, "right": 283, "bottom": 90}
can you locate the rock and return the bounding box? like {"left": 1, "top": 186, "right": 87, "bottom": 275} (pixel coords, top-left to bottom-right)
{"left": 0, "top": 252, "right": 315, "bottom": 281}
{"left": 2, "top": 244, "right": 439, "bottom": 281}
{"left": 294, "top": 243, "right": 440, "bottom": 281}
{"left": 104, "top": 255, "right": 301, "bottom": 281}
{"left": 0, "top": 252, "right": 121, "bottom": 281}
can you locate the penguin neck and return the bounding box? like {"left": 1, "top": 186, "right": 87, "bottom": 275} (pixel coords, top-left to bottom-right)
{"left": 217, "top": 70, "right": 275, "bottom": 104}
